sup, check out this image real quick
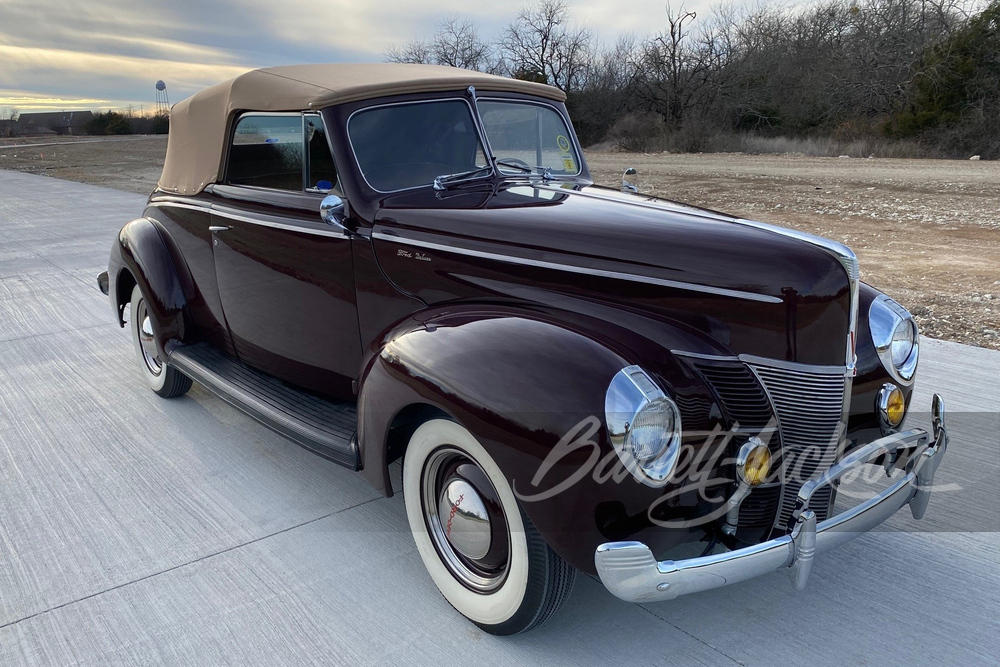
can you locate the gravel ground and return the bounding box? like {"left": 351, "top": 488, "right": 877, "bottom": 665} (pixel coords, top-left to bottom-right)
{"left": 1, "top": 136, "right": 996, "bottom": 349}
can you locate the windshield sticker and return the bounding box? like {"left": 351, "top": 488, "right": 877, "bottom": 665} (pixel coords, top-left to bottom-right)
{"left": 556, "top": 135, "right": 576, "bottom": 172}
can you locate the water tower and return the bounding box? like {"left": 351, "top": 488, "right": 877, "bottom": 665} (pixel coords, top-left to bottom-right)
{"left": 155, "top": 80, "right": 170, "bottom": 115}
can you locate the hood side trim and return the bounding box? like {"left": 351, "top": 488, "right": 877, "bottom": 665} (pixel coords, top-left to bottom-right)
{"left": 372, "top": 231, "right": 782, "bottom": 304}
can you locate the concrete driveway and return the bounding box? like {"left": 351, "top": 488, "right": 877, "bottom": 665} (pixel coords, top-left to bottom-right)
{"left": 0, "top": 170, "right": 997, "bottom": 666}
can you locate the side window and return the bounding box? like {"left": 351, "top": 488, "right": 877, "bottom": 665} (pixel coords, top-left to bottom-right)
{"left": 227, "top": 115, "right": 304, "bottom": 190}
{"left": 305, "top": 115, "right": 338, "bottom": 192}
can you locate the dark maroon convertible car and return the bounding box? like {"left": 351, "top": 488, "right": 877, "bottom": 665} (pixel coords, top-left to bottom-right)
{"left": 99, "top": 64, "right": 948, "bottom": 634}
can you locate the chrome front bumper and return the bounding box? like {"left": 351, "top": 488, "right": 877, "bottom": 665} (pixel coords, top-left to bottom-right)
{"left": 595, "top": 395, "right": 949, "bottom": 603}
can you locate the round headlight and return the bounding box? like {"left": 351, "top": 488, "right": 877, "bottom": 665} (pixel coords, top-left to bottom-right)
{"left": 869, "top": 296, "right": 919, "bottom": 384}
{"left": 627, "top": 398, "right": 677, "bottom": 465}
{"left": 606, "top": 366, "right": 682, "bottom": 486}
{"left": 890, "top": 318, "right": 916, "bottom": 368}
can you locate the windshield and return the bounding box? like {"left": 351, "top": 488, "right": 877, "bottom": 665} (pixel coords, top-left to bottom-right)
{"left": 478, "top": 100, "right": 581, "bottom": 176}
{"left": 348, "top": 100, "right": 489, "bottom": 192}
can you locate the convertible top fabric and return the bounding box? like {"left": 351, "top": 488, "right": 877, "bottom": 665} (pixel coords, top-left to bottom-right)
{"left": 158, "top": 64, "right": 566, "bottom": 195}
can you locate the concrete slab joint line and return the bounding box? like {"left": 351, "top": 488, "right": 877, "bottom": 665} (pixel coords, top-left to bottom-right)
{"left": 0, "top": 497, "right": 383, "bottom": 632}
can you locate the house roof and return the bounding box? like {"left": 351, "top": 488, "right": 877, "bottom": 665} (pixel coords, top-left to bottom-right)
{"left": 159, "top": 64, "right": 566, "bottom": 195}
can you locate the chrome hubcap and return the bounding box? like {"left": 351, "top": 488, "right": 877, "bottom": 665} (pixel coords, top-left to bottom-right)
{"left": 437, "top": 478, "right": 491, "bottom": 560}
{"left": 422, "top": 447, "right": 510, "bottom": 593}
{"left": 136, "top": 300, "right": 162, "bottom": 376}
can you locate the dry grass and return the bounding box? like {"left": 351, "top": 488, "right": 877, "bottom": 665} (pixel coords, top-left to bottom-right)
{"left": 724, "top": 135, "right": 940, "bottom": 159}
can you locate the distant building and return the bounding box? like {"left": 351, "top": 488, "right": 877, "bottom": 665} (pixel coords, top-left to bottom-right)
{"left": 18, "top": 110, "right": 95, "bottom": 136}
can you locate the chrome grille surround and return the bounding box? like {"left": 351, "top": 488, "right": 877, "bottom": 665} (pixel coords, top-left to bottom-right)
{"left": 681, "top": 222, "right": 861, "bottom": 533}
{"left": 743, "top": 356, "right": 852, "bottom": 529}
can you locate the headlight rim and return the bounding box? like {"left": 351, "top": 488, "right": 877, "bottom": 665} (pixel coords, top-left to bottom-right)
{"left": 605, "top": 365, "right": 683, "bottom": 488}
{"left": 869, "top": 295, "right": 919, "bottom": 386}
{"left": 876, "top": 382, "right": 906, "bottom": 433}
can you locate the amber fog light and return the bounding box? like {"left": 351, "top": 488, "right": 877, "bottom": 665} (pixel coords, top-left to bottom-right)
{"left": 736, "top": 439, "right": 772, "bottom": 487}
{"left": 877, "top": 383, "right": 906, "bottom": 432}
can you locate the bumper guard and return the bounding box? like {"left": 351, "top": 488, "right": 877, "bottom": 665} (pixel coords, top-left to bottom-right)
{"left": 595, "top": 394, "right": 949, "bottom": 603}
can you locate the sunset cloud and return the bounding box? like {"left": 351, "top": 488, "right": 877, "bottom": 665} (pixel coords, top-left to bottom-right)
{"left": 0, "top": 0, "right": 701, "bottom": 114}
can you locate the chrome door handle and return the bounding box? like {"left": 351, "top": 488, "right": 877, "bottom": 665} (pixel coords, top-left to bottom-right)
{"left": 208, "top": 226, "right": 231, "bottom": 232}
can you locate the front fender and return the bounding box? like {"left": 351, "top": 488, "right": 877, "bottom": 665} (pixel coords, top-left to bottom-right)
{"left": 356, "top": 304, "right": 726, "bottom": 574}
{"left": 108, "top": 217, "right": 197, "bottom": 357}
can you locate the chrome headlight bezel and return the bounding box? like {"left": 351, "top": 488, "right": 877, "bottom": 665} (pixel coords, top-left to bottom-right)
{"left": 869, "top": 295, "right": 919, "bottom": 386}
{"left": 605, "top": 365, "right": 682, "bottom": 487}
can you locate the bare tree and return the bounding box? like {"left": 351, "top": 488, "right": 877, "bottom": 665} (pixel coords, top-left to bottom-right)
{"left": 432, "top": 17, "right": 497, "bottom": 72}
{"left": 634, "top": 4, "right": 719, "bottom": 127}
{"left": 387, "top": 17, "right": 498, "bottom": 72}
{"left": 386, "top": 39, "right": 433, "bottom": 64}
{"left": 499, "top": 0, "right": 594, "bottom": 92}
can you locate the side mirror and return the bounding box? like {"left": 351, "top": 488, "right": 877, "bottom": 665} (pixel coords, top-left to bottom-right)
{"left": 622, "top": 167, "right": 638, "bottom": 194}
{"left": 320, "top": 194, "right": 350, "bottom": 231}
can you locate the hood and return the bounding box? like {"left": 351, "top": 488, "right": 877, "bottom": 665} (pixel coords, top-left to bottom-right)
{"left": 372, "top": 181, "right": 853, "bottom": 366}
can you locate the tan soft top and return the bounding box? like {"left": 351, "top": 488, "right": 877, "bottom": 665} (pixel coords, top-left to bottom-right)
{"left": 159, "top": 63, "right": 566, "bottom": 195}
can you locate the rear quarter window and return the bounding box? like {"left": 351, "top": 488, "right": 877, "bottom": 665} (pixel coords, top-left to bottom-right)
{"left": 227, "top": 115, "right": 303, "bottom": 190}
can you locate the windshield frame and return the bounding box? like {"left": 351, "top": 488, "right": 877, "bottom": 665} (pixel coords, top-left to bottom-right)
{"left": 345, "top": 96, "right": 496, "bottom": 195}
{"left": 478, "top": 97, "right": 584, "bottom": 179}
{"left": 344, "top": 93, "right": 587, "bottom": 196}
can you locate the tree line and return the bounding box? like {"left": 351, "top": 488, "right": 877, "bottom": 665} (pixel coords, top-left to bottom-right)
{"left": 0, "top": 109, "right": 168, "bottom": 137}
{"left": 387, "top": 0, "right": 999, "bottom": 158}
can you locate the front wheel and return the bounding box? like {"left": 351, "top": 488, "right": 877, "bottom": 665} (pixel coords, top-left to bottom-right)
{"left": 403, "top": 419, "right": 575, "bottom": 635}
{"left": 129, "top": 284, "right": 191, "bottom": 398}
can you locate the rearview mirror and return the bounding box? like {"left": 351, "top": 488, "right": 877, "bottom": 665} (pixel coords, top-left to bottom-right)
{"left": 320, "top": 195, "right": 350, "bottom": 231}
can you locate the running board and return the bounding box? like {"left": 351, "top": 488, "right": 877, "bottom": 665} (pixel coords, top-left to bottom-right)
{"left": 168, "top": 343, "right": 360, "bottom": 469}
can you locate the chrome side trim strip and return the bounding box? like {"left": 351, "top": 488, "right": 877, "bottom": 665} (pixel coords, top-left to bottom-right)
{"left": 148, "top": 201, "right": 208, "bottom": 214}
{"left": 738, "top": 354, "right": 849, "bottom": 377}
{"left": 670, "top": 350, "right": 741, "bottom": 362}
{"left": 372, "top": 232, "right": 782, "bottom": 304}
{"left": 148, "top": 201, "right": 348, "bottom": 239}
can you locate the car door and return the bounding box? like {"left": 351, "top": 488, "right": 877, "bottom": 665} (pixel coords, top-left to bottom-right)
{"left": 210, "top": 111, "right": 361, "bottom": 400}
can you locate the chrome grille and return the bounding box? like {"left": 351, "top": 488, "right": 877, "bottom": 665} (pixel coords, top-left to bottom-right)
{"left": 693, "top": 362, "right": 773, "bottom": 432}
{"left": 748, "top": 362, "right": 848, "bottom": 529}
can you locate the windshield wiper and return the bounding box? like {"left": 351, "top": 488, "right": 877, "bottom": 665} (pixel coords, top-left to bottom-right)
{"left": 432, "top": 166, "right": 493, "bottom": 191}
{"left": 494, "top": 159, "right": 532, "bottom": 174}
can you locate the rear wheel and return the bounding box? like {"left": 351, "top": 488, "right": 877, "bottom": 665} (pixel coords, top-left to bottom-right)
{"left": 129, "top": 284, "right": 191, "bottom": 398}
{"left": 403, "top": 419, "right": 575, "bottom": 635}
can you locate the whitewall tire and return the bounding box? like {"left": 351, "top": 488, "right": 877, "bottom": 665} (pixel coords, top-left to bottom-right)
{"left": 129, "top": 284, "right": 192, "bottom": 398}
{"left": 403, "top": 419, "right": 575, "bottom": 635}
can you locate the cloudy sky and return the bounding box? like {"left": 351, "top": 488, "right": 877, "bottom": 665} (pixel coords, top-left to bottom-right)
{"left": 0, "top": 0, "right": 715, "bottom": 114}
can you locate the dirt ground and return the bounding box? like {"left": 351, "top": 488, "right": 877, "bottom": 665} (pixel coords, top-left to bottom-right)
{"left": 0, "top": 135, "right": 166, "bottom": 195}
{"left": 1, "top": 136, "right": 997, "bottom": 349}
{"left": 589, "top": 151, "right": 1000, "bottom": 350}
